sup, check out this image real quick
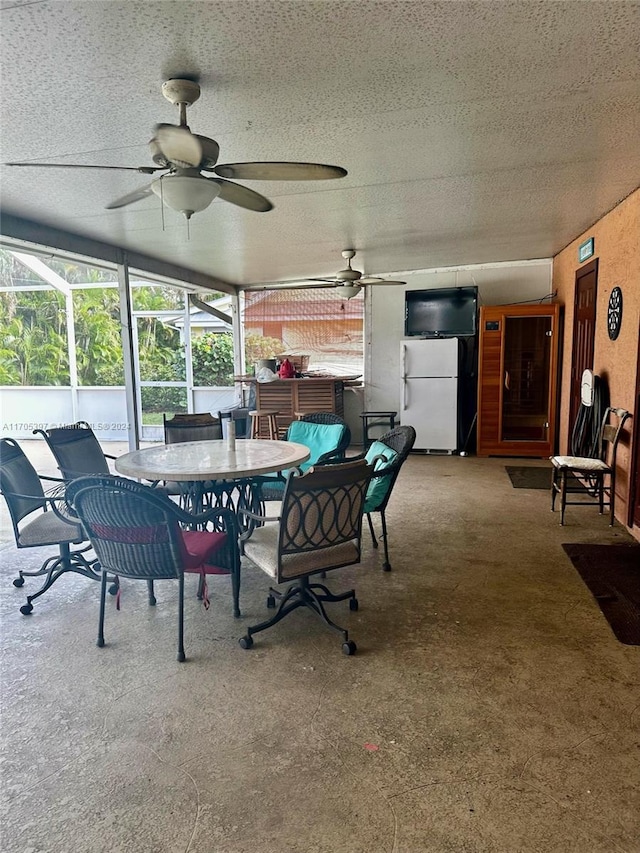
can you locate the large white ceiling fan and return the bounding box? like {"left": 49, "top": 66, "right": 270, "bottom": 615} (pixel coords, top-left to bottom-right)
{"left": 6, "top": 78, "right": 347, "bottom": 221}
{"left": 304, "top": 249, "right": 406, "bottom": 299}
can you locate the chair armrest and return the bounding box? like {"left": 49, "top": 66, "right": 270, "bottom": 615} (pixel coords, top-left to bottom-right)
{"left": 171, "top": 502, "right": 240, "bottom": 539}
{"left": 316, "top": 448, "right": 346, "bottom": 465}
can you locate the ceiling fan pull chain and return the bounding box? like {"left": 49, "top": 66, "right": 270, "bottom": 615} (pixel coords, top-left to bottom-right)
{"left": 160, "top": 176, "right": 166, "bottom": 232}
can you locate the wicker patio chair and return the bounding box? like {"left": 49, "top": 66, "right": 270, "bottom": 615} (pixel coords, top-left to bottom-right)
{"left": 238, "top": 458, "right": 372, "bottom": 655}
{"left": 67, "top": 475, "right": 241, "bottom": 661}
{"left": 352, "top": 425, "right": 416, "bottom": 571}
{"left": 0, "top": 437, "right": 100, "bottom": 615}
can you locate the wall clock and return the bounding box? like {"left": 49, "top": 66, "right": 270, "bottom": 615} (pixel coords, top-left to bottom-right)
{"left": 607, "top": 286, "right": 622, "bottom": 341}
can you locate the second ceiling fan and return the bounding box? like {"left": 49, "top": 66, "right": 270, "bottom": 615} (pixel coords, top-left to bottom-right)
{"left": 305, "top": 250, "right": 406, "bottom": 299}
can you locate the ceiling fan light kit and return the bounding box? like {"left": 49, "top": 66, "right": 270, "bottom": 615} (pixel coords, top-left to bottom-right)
{"left": 152, "top": 173, "right": 220, "bottom": 219}
{"left": 335, "top": 283, "right": 362, "bottom": 300}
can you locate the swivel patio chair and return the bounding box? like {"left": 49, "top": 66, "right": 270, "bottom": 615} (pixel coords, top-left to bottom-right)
{"left": 33, "top": 421, "right": 116, "bottom": 481}
{"left": 355, "top": 425, "right": 416, "bottom": 571}
{"left": 0, "top": 437, "right": 100, "bottom": 615}
{"left": 551, "top": 406, "right": 631, "bottom": 526}
{"left": 67, "top": 475, "right": 241, "bottom": 661}
{"left": 239, "top": 458, "right": 372, "bottom": 655}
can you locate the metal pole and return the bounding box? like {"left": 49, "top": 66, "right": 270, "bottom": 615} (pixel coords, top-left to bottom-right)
{"left": 117, "top": 256, "right": 140, "bottom": 450}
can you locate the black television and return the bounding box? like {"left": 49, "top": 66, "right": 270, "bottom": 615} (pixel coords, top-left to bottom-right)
{"left": 404, "top": 286, "right": 478, "bottom": 338}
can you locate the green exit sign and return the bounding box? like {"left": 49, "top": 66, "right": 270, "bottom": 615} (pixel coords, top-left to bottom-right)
{"left": 578, "top": 237, "right": 594, "bottom": 263}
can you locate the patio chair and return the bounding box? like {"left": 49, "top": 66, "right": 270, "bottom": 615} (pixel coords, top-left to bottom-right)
{"left": 353, "top": 425, "right": 416, "bottom": 571}
{"left": 238, "top": 458, "right": 372, "bottom": 655}
{"left": 33, "top": 421, "right": 116, "bottom": 481}
{"left": 0, "top": 437, "right": 100, "bottom": 615}
{"left": 67, "top": 475, "right": 241, "bottom": 661}
{"left": 163, "top": 412, "right": 222, "bottom": 443}
{"left": 551, "top": 406, "right": 631, "bottom": 526}
{"left": 256, "top": 414, "right": 351, "bottom": 501}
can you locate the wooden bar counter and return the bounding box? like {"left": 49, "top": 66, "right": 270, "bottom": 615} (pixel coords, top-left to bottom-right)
{"left": 254, "top": 377, "right": 347, "bottom": 437}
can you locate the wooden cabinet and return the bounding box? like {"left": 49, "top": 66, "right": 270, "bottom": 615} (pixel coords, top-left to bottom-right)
{"left": 255, "top": 378, "right": 345, "bottom": 437}
{"left": 477, "top": 304, "right": 560, "bottom": 458}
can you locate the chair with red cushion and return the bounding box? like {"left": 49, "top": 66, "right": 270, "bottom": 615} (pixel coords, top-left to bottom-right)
{"left": 67, "top": 475, "right": 241, "bottom": 662}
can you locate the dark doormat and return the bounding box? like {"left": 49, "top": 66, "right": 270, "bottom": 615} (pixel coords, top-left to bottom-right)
{"left": 562, "top": 543, "right": 640, "bottom": 645}
{"left": 505, "top": 466, "right": 552, "bottom": 489}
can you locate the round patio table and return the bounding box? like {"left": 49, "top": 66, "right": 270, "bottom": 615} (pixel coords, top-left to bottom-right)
{"left": 115, "top": 439, "right": 311, "bottom": 529}
{"left": 115, "top": 438, "right": 310, "bottom": 482}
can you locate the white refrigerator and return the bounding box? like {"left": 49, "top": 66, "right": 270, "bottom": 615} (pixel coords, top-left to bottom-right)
{"left": 400, "top": 338, "right": 459, "bottom": 452}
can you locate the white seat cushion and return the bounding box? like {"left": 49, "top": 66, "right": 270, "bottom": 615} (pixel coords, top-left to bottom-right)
{"left": 243, "top": 523, "right": 359, "bottom": 581}
{"left": 550, "top": 456, "right": 609, "bottom": 472}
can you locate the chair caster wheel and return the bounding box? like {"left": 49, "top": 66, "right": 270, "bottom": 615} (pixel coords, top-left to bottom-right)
{"left": 239, "top": 635, "right": 253, "bottom": 650}
{"left": 20, "top": 601, "right": 33, "bottom": 615}
{"left": 382, "top": 563, "right": 391, "bottom": 572}
{"left": 177, "top": 651, "right": 186, "bottom": 662}
{"left": 266, "top": 594, "right": 276, "bottom": 608}
{"left": 342, "top": 640, "right": 357, "bottom": 655}
{"left": 13, "top": 577, "right": 24, "bottom": 587}
{"left": 96, "top": 638, "right": 105, "bottom": 648}
{"left": 349, "top": 598, "right": 359, "bottom": 611}
{"left": 108, "top": 583, "right": 118, "bottom": 596}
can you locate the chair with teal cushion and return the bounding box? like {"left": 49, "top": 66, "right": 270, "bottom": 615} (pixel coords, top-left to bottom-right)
{"left": 257, "top": 418, "right": 350, "bottom": 501}
{"left": 359, "top": 426, "right": 416, "bottom": 571}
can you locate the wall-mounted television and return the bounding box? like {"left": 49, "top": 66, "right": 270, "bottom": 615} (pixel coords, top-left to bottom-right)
{"left": 404, "top": 286, "right": 478, "bottom": 338}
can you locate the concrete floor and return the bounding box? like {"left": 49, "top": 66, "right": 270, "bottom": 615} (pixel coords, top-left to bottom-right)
{"left": 1, "top": 448, "right": 639, "bottom": 852}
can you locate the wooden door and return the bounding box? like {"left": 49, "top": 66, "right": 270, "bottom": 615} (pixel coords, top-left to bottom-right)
{"left": 630, "top": 323, "right": 640, "bottom": 527}
{"left": 569, "top": 260, "right": 598, "bottom": 431}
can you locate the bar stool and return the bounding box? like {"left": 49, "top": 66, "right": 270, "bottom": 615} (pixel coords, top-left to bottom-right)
{"left": 249, "top": 409, "right": 280, "bottom": 440}
{"left": 359, "top": 411, "right": 397, "bottom": 448}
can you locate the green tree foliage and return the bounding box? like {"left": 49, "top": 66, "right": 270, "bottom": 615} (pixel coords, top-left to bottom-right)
{"left": 245, "top": 333, "right": 283, "bottom": 365}
{"left": 192, "top": 333, "right": 235, "bottom": 386}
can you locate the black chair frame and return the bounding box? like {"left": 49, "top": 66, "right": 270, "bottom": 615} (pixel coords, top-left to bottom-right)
{"left": 0, "top": 438, "right": 101, "bottom": 614}
{"left": 350, "top": 425, "right": 416, "bottom": 571}
{"left": 67, "top": 475, "right": 241, "bottom": 661}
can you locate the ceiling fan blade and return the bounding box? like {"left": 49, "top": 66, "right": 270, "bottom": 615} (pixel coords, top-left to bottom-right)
{"left": 360, "top": 277, "right": 407, "bottom": 286}
{"left": 209, "top": 178, "right": 273, "bottom": 212}
{"left": 105, "top": 183, "right": 154, "bottom": 209}
{"left": 213, "top": 162, "right": 347, "bottom": 181}
{"left": 154, "top": 124, "right": 203, "bottom": 168}
{"left": 5, "top": 162, "right": 160, "bottom": 174}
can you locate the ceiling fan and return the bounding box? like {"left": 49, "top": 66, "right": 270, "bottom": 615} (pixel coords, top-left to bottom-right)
{"left": 306, "top": 249, "right": 406, "bottom": 300}
{"left": 6, "top": 78, "right": 347, "bottom": 220}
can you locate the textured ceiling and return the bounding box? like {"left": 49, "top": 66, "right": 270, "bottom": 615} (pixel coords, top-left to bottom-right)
{"left": 1, "top": 0, "right": 639, "bottom": 288}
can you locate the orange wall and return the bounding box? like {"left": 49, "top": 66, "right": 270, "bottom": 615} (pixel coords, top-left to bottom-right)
{"left": 553, "top": 188, "right": 640, "bottom": 529}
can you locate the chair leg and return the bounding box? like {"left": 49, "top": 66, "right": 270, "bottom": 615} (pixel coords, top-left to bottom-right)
{"left": 239, "top": 576, "right": 357, "bottom": 654}
{"left": 380, "top": 511, "right": 392, "bottom": 572}
{"left": 560, "top": 471, "right": 567, "bottom": 526}
{"left": 18, "top": 544, "right": 102, "bottom": 614}
{"left": 598, "top": 474, "right": 605, "bottom": 515}
{"left": 551, "top": 468, "right": 558, "bottom": 512}
{"left": 366, "top": 513, "right": 378, "bottom": 547}
{"left": 147, "top": 579, "right": 156, "bottom": 606}
{"left": 608, "top": 474, "right": 616, "bottom": 526}
{"left": 96, "top": 570, "right": 107, "bottom": 647}
{"left": 177, "top": 573, "right": 186, "bottom": 663}
{"left": 231, "top": 562, "right": 241, "bottom": 618}
{"left": 13, "top": 553, "right": 61, "bottom": 587}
